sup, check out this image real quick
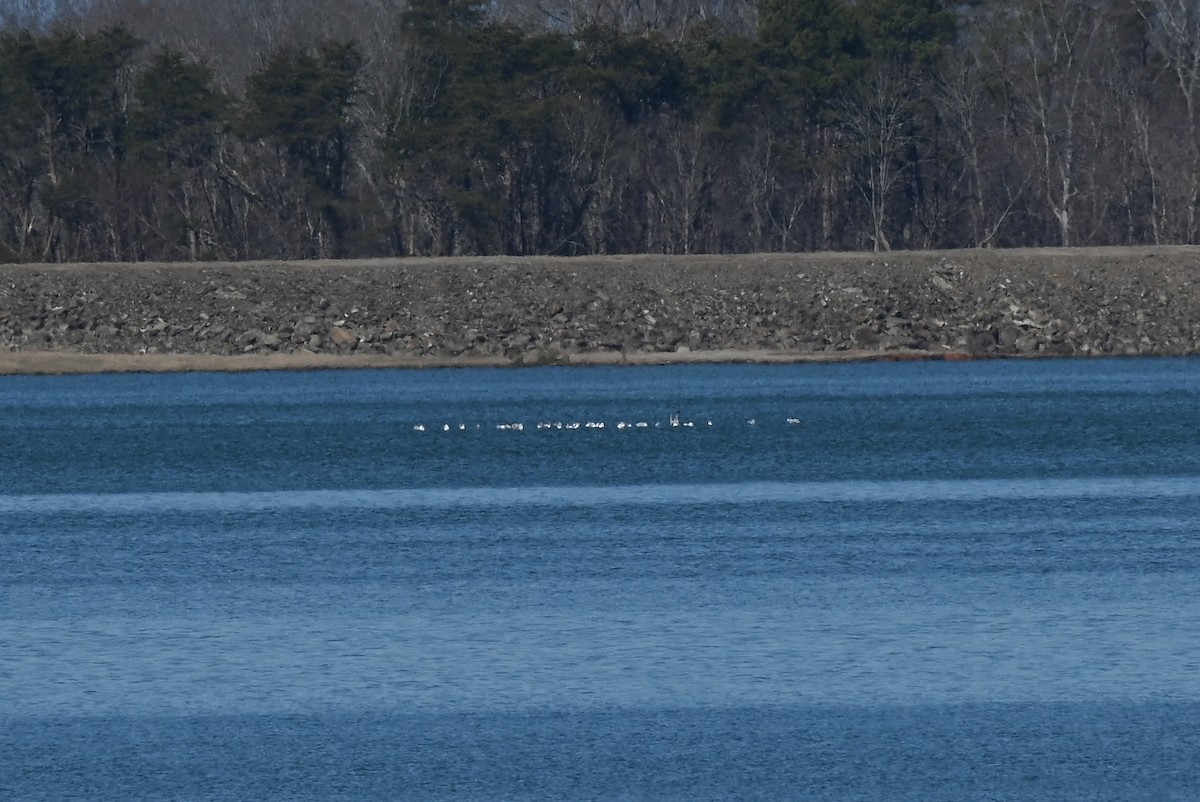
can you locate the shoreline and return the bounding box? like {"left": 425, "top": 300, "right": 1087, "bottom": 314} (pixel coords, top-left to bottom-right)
{"left": 6, "top": 248, "right": 1200, "bottom": 372}
{"left": 0, "top": 347, "right": 1014, "bottom": 376}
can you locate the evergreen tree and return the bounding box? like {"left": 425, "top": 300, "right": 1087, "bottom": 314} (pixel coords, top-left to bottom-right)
{"left": 388, "top": 2, "right": 581, "bottom": 254}
{"left": 0, "top": 27, "right": 139, "bottom": 260}
{"left": 757, "top": 0, "right": 867, "bottom": 106}
{"left": 132, "top": 51, "right": 225, "bottom": 170}
{"left": 855, "top": 0, "right": 955, "bottom": 68}
{"left": 128, "top": 50, "right": 227, "bottom": 259}
{"left": 243, "top": 41, "right": 363, "bottom": 256}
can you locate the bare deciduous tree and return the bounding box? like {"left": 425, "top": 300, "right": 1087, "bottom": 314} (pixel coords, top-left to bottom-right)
{"left": 991, "top": 0, "right": 1104, "bottom": 247}
{"left": 839, "top": 65, "right": 921, "bottom": 251}
{"left": 1141, "top": 0, "right": 1200, "bottom": 242}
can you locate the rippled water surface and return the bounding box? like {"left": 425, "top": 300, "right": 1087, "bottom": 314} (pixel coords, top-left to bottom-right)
{"left": 3, "top": 359, "right": 1200, "bottom": 800}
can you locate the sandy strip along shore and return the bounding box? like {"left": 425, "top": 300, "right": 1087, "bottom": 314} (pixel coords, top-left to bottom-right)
{"left": 0, "top": 348, "right": 966, "bottom": 376}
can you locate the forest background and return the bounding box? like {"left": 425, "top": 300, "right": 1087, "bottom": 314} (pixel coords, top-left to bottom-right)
{"left": 1, "top": 0, "right": 1197, "bottom": 263}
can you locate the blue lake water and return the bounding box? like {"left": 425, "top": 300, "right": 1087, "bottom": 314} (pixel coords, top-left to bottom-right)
{"left": 3, "top": 358, "right": 1200, "bottom": 800}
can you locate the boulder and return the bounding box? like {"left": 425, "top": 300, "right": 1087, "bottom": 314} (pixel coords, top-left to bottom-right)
{"left": 328, "top": 326, "right": 357, "bottom": 348}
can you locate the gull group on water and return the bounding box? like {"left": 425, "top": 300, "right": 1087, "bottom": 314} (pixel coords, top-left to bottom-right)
{"left": 409, "top": 415, "right": 801, "bottom": 433}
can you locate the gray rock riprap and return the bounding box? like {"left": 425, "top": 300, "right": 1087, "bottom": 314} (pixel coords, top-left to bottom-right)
{"left": 2, "top": 248, "right": 1199, "bottom": 361}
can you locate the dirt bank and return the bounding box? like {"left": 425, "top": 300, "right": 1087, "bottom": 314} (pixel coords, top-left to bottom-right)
{"left": 2, "top": 247, "right": 1199, "bottom": 374}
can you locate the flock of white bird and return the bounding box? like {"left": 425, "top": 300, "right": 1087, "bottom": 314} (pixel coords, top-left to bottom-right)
{"left": 410, "top": 415, "right": 804, "bottom": 433}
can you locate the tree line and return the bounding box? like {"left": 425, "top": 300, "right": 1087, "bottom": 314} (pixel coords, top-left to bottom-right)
{"left": 1, "top": 0, "right": 1197, "bottom": 262}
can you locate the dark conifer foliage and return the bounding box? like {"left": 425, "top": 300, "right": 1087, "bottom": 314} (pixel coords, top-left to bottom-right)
{"left": 0, "top": 0, "right": 1191, "bottom": 261}
{"left": 243, "top": 42, "right": 363, "bottom": 257}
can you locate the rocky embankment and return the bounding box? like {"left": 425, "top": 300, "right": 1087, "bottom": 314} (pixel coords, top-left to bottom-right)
{"left": 2, "top": 248, "right": 1199, "bottom": 370}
